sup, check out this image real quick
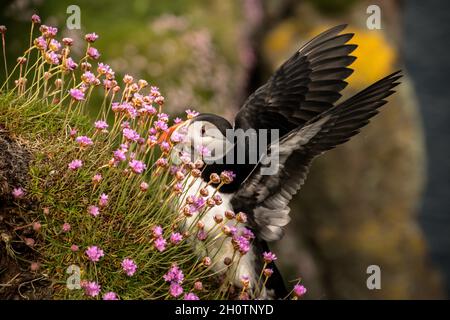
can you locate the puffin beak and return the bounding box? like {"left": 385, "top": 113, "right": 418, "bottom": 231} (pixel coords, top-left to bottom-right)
{"left": 158, "top": 121, "right": 186, "bottom": 145}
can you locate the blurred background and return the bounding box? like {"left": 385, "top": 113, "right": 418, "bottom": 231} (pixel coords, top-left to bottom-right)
{"left": 1, "top": 0, "right": 449, "bottom": 299}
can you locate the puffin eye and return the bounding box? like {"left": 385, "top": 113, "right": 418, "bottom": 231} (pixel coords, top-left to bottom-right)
{"left": 201, "top": 126, "right": 206, "bottom": 136}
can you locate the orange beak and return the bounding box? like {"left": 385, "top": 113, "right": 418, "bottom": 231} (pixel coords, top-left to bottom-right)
{"left": 158, "top": 121, "right": 185, "bottom": 145}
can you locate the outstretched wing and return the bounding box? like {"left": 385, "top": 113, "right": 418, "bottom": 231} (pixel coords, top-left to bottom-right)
{"left": 234, "top": 24, "right": 357, "bottom": 137}
{"left": 231, "top": 71, "right": 402, "bottom": 241}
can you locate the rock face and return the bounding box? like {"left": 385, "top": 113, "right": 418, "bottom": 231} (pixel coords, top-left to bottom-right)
{"left": 0, "top": 129, "right": 51, "bottom": 299}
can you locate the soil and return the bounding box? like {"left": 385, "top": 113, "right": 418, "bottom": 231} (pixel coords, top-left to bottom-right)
{"left": 0, "top": 126, "right": 52, "bottom": 299}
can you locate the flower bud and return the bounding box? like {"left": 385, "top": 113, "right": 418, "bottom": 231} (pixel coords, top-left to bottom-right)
{"left": 209, "top": 173, "right": 220, "bottom": 184}
{"left": 225, "top": 210, "right": 235, "bottom": 220}
{"left": 214, "top": 214, "right": 223, "bottom": 224}
{"left": 199, "top": 188, "right": 209, "bottom": 197}
{"left": 202, "top": 257, "right": 212, "bottom": 267}
{"left": 236, "top": 212, "right": 247, "bottom": 223}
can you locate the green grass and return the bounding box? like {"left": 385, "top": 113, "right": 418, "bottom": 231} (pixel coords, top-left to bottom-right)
{"left": 0, "top": 94, "right": 221, "bottom": 299}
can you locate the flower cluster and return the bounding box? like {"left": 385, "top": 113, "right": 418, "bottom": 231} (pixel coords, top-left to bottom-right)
{"left": 0, "top": 14, "right": 307, "bottom": 301}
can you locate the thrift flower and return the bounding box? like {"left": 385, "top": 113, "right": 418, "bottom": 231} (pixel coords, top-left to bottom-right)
{"left": 87, "top": 47, "right": 100, "bottom": 60}
{"left": 85, "top": 246, "right": 104, "bottom": 262}
{"left": 152, "top": 225, "right": 163, "bottom": 238}
{"left": 293, "top": 284, "right": 307, "bottom": 297}
{"left": 170, "top": 232, "right": 183, "bottom": 245}
{"left": 154, "top": 237, "right": 167, "bottom": 252}
{"left": 129, "top": 159, "right": 146, "bottom": 174}
{"left": 70, "top": 244, "right": 79, "bottom": 252}
{"left": 232, "top": 235, "right": 250, "bottom": 255}
{"left": 12, "top": 187, "right": 25, "bottom": 199}
{"left": 65, "top": 57, "right": 78, "bottom": 71}
{"left": 94, "top": 120, "right": 109, "bottom": 131}
{"left": 83, "top": 281, "right": 101, "bottom": 297}
{"left": 123, "top": 128, "right": 140, "bottom": 142}
{"left": 31, "top": 14, "right": 41, "bottom": 24}
{"left": 121, "top": 258, "right": 137, "bottom": 276}
{"left": 169, "top": 283, "right": 183, "bottom": 297}
{"left": 113, "top": 149, "right": 127, "bottom": 162}
{"left": 263, "top": 252, "right": 277, "bottom": 264}
{"left": 92, "top": 174, "right": 102, "bottom": 184}
{"left": 186, "top": 109, "right": 199, "bottom": 119}
{"left": 103, "top": 292, "right": 118, "bottom": 300}
{"left": 163, "top": 264, "right": 185, "bottom": 284}
{"left": 62, "top": 223, "right": 71, "bottom": 232}
{"left": 88, "top": 205, "right": 100, "bottom": 217}
{"left": 76, "top": 136, "right": 93, "bottom": 148}
{"left": 68, "top": 159, "right": 83, "bottom": 170}
{"left": 140, "top": 182, "right": 149, "bottom": 192}
{"left": 85, "top": 32, "right": 99, "bottom": 43}
{"left": 184, "top": 293, "right": 200, "bottom": 300}
{"left": 99, "top": 193, "right": 109, "bottom": 207}
{"left": 69, "top": 88, "right": 85, "bottom": 101}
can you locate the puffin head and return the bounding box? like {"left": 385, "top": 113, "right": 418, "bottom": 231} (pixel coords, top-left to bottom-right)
{"left": 161, "top": 113, "right": 234, "bottom": 164}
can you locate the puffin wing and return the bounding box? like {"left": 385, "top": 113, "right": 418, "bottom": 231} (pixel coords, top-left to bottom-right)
{"left": 231, "top": 71, "right": 402, "bottom": 241}
{"left": 234, "top": 24, "right": 356, "bottom": 137}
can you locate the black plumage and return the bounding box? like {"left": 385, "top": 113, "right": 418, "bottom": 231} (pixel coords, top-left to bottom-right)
{"left": 177, "top": 24, "right": 402, "bottom": 299}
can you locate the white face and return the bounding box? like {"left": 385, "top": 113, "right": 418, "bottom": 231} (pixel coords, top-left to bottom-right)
{"left": 171, "top": 120, "right": 233, "bottom": 164}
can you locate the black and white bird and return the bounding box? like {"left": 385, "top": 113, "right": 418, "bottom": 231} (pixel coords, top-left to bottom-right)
{"left": 163, "top": 25, "right": 401, "bottom": 299}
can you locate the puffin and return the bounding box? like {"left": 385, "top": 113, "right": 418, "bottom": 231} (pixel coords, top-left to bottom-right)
{"left": 162, "top": 25, "right": 402, "bottom": 299}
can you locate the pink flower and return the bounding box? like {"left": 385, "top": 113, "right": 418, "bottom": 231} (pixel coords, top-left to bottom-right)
{"left": 123, "top": 128, "right": 140, "bottom": 142}
{"left": 34, "top": 36, "right": 47, "bottom": 50}
{"left": 128, "top": 159, "right": 146, "bottom": 174}
{"left": 140, "top": 182, "right": 149, "bottom": 192}
{"left": 62, "top": 37, "right": 73, "bottom": 46}
{"left": 121, "top": 258, "right": 137, "bottom": 276}
{"left": 263, "top": 251, "right": 277, "bottom": 264}
{"left": 170, "top": 283, "right": 183, "bottom": 297}
{"left": 170, "top": 232, "right": 183, "bottom": 245}
{"left": 152, "top": 225, "right": 163, "bottom": 238}
{"left": 94, "top": 120, "right": 109, "bottom": 131}
{"left": 81, "top": 71, "right": 96, "bottom": 84}
{"left": 87, "top": 47, "right": 100, "bottom": 60}
{"left": 70, "top": 128, "right": 78, "bottom": 138}
{"left": 76, "top": 136, "right": 93, "bottom": 148}
{"left": 12, "top": 187, "right": 25, "bottom": 199}
{"left": 163, "top": 264, "right": 184, "bottom": 284}
{"left": 70, "top": 244, "right": 79, "bottom": 252}
{"left": 32, "top": 222, "right": 42, "bottom": 232}
{"left": 88, "top": 205, "right": 100, "bottom": 217}
{"left": 155, "top": 158, "right": 168, "bottom": 167}
{"left": 194, "top": 281, "right": 203, "bottom": 291}
{"left": 241, "top": 228, "right": 255, "bottom": 240}
{"left": 69, "top": 88, "right": 85, "bottom": 101}
{"left": 68, "top": 159, "right": 83, "bottom": 170}
{"left": 65, "top": 57, "right": 78, "bottom": 71}
{"left": 45, "top": 51, "right": 59, "bottom": 64}
{"left": 103, "top": 292, "right": 118, "bottom": 300}
{"left": 232, "top": 235, "right": 250, "bottom": 255}
{"left": 31, "top": 14, "right": 41, "bottom": 24}
{"left": 62, "top": 223, "right": 71, "bottom": 232}
{"left": 99, "top": 193, "right": 109, "bottom": 207}
{"left": 185, "top": 109, "right": 199, "bottom": 119}
{"left": 160, "top": 141, "right": 170, "bottom": 152}
{"left": 92, "top": 174, "right": 102, "bottom": 184}
{"left": 85, "top": 32, "right": 99, "bottom": 43}
{"left": 83, "top": 281, "right": 101, "bottom": 297}
{"left": 184, "top": 293, "right": 199, "bottom": 300}
{"left": 113, "top": 149, "right": 127, "bottom": 162}
{"left": 85, "top": 245, "right": 104, "bottom": 262}
{"left": 154, "top": 237, "right": 167, "bottom": 252}
{"left": 293, "top": 284, "right": 307, "bottom": 297}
